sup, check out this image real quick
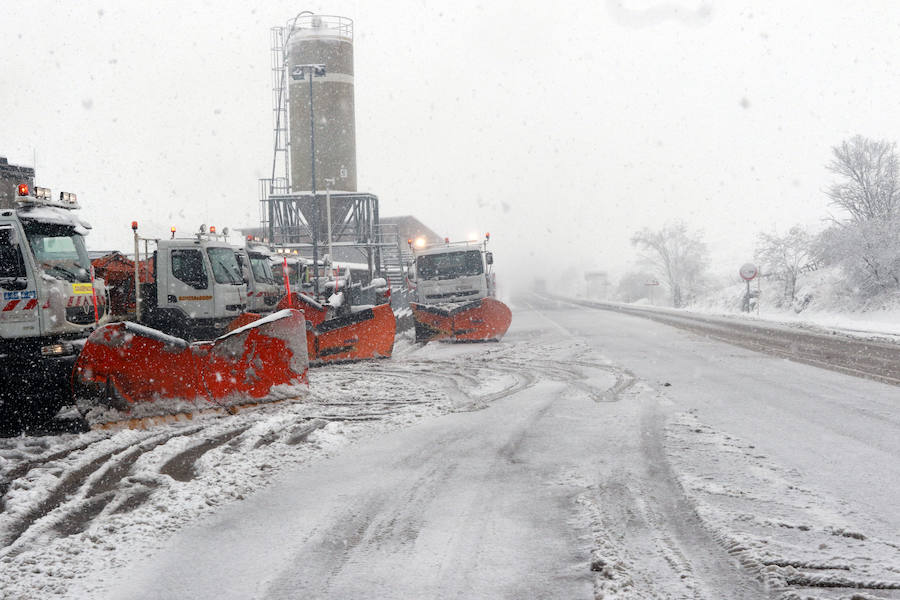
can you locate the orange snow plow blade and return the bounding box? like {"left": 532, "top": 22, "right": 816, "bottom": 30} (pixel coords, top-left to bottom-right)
{"left": 311, "top": 303, "right": 396, "bottom": 363}
{"left": 411, "top": 298, "right": 512, "bottom": 342}
{"left": 276, "top": 293, "right": 395, "bottom": 363}
{"left": 72, "top": 309, "right": 309, "bottom": 425}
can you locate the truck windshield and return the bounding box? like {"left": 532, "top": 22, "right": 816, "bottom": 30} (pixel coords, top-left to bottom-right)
{"left": 273, "top": 260, "right": 304, "bottom": 287}
{"left": 23, "top": 222, "right": 91, "bottom": 283}
{"left": 289, "top": 263, "right": 304, "bottom": 286}
{"left": 207, "top": 247, "right": 243, "bottom": 285}
{"left": 249, "top": 253, "right": 274, "bottom": 284}
{"left": 416, "top": 250, "right": 484, "bottom": 280}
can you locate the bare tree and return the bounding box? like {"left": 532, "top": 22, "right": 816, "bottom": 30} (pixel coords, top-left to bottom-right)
{"left": 755, "top": 225, "right": 815, "bottom": 304}
{"left": 631, "top": 222, "right": 707, "bottom": 308}
{"left": 826, "top": 135, "right": 899, "bottom": 223}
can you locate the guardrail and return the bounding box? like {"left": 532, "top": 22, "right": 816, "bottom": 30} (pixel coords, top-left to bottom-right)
{"left": 541, "top": 294, "right": 900, "bottom": 387}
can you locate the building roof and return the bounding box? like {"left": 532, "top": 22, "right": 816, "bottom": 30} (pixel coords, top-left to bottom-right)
{"left": 379, "top": 215, "right": 443, "bottom": 244}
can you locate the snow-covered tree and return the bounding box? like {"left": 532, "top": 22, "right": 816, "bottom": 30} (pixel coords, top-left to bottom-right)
{"left": 755, "top": 225, "right": 815, "bottom": 304}
{"left": 826, "top": 135, "right": 899, "bottom": 223}
{"left": 817, "top": 217, "right": 900, "bottom": 295}
{"left": 818, "top": 136, "right": 900, "bottom": 297}
{"left": 630, "top": 222, "right": 707, "bottom": 308}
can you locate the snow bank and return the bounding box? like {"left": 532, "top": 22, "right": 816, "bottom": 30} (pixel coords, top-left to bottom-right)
{"left": 653, "top": 265, "right": 900, "bottom": 340}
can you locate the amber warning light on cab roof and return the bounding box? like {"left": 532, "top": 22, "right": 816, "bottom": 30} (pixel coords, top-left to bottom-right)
{"left": 17, "top": 183, "right": 29, "bottom": 196}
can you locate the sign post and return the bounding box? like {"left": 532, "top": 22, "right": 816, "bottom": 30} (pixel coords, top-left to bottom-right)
{"left": 739, "top": 263, "right": 758, "bottom": 313}
{"left": 644, "top": 279, "right": 660, "bottom": 305}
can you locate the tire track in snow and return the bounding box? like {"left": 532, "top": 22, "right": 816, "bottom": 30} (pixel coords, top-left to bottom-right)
{"left": 0, "top": 426, "right": 203, "bottom": 555}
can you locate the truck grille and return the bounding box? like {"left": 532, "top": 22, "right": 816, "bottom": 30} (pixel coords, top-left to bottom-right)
{"left": 66, "top": 303, "right": 107, "bottom": 324}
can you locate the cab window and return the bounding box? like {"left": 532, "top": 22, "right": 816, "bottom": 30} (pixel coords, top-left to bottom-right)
{"left": 171, "top": 249, "right": 208, "bottom": 289}
{"left": 0, "top": 226, "right": 26, "bottom": 279}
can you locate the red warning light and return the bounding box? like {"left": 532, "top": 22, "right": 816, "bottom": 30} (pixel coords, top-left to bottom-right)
{"left": 209, "top": 226, "right": 217, "bottom": 234}
{"left": 17, "top": 184, "right": 29, "bottom": 197}
{"left": 131, "top": 221, "right": 138, "bottom": 231}
{"left": 485, "top": 232, "right": 491, "bottom": 240}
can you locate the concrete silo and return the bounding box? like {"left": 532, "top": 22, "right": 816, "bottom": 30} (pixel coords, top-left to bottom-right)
{"left": 287, "top": 14, "right": 357, "bottom": 193}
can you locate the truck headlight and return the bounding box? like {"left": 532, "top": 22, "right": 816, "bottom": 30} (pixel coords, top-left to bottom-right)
{"left": 41, "top": 342, "right": 77, "bottom": 357}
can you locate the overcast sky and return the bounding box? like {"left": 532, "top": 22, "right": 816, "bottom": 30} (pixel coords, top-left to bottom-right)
{"left": 3, "top": 1, "right": 900, "bottom": 291}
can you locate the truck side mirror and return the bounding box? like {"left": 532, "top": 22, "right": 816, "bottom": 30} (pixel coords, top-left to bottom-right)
{"left": 485, "top": 252, "right": 493, "bottom": 265}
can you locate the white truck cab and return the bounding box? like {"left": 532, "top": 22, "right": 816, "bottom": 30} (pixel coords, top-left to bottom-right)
{"left": 269, "top": 253, "right": 310, "bottom": 297}
{"left": 236, "top": 242, "right": 281, "bottom": 313}
{"left": 0, "top": 184, "right": 108, "bottom": 343}
{"left": 141, "top": 231, "right": 247, "bottom": 339}
{"left": 407, "top": 237, "right": 495, "bottom": 305}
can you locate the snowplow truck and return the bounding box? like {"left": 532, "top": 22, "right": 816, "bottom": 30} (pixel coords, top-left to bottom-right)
{"left": 0, "top": 184, "right": 109, "bottom": 433}
{"left": 99, "top": 225, "right": 249, "bottom": 341}
{"left": 229, "top": 257, "right": 396, "bottom": 365}
{"left": 407, "top": 234, "right": 512, "bottom": 342}
{"left": 74, "top": 225, "right": 309, "bottom": 428}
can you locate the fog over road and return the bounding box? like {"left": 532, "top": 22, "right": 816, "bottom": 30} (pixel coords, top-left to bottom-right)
{"left": 100, "top": 298, "right": 900, "bottom": 600}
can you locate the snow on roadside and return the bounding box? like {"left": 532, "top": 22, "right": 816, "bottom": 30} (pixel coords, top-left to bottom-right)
{"left": 687, "top": 266, "right": 900, "bottom": 342}
{"left": 664, "top": 411, "right": 900, "bottom": 599}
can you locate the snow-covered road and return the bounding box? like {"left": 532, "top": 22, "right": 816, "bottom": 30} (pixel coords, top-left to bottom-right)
{"left": 2, "top": 297, "right": 899, "bottom": 599}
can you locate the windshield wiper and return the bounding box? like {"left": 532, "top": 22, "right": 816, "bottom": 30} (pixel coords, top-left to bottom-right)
{"left": 42, "top": 263, "right": 84, "bottom": 282}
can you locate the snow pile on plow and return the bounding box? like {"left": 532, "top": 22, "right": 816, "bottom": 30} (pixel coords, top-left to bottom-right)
{"left": 411, "top": 297, "right": 512, "bottom": 342}
{"left": 72, "top": 308, "right": 309, "bottom": 425}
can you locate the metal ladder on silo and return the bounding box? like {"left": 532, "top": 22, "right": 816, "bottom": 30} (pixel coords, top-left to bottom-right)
{"left": 269, "top": 26, "right": 290, "bottom": 190}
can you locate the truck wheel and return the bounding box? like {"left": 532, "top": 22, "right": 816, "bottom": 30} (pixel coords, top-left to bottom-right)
{"left": 0, "top": 401, "right": 24, "bottom": 437}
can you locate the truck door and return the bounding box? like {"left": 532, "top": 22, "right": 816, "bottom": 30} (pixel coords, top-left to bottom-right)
{"left": 0, "top": 224, "right": 40, "bottom": 338}
{"left": 205, "top": 246, "right": 244, "bottom": 319}
{"left": 166, "top": 247, "right": 214, "bottom": 318}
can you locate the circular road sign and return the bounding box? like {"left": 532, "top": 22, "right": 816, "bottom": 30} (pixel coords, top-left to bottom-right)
{"left": 739, "top": 263, "right": 758, "bottom": 281}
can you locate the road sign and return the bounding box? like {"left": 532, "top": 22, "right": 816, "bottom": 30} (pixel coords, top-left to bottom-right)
{"left": 739, "top": 263, "right": 758, "bottom": 281}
